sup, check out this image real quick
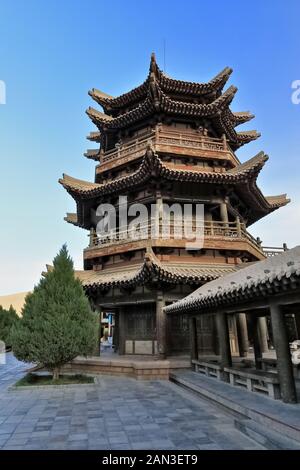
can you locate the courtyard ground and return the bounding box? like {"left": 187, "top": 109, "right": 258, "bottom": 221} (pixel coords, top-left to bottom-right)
{"left": 0, "top": 353, "right": 265, "bottom": 450}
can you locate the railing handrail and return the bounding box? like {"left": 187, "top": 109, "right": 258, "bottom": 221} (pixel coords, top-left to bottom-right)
{"left": 262, "top": 244, "right": 288, "bottom": 257}
{"left": 87, "top": 219, "right": 264, "bottom": 255}
{"left": 100, "top": 127, "right": 238, "bottom": 165}
{"left": 104, "top": 131, "right": 155, "bottom": 157}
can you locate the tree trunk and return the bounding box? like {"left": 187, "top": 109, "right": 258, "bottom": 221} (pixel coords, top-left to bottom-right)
{"left": 53, "top": 367, "right": 60, "bottom": 381}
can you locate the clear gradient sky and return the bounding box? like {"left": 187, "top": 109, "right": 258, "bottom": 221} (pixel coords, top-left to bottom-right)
{"left": 0, "top": 0, "right": 299, "bottom": 295}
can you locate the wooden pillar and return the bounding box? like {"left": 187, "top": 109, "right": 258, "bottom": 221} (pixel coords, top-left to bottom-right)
{"left": 204, "top": 210, "right": 213, "bottom": 236}
{"left": 156, "top": 292, "right": 167, "bottom": 358}
{"left": 257, "top": 316, "right": 269, "bottom": 353}
{"left": 220, "top": 201, "right": 229, "bottom": 225}
{"left": 118, "top": 307, "right": 126, "bottom": 355}
{"left": 190, "top": 317, "right": 198, "bottom": 362}
{"left": 270, "top": 303, "right": 297, "bottom": 404}
{"left": 89, "top": 227, "right": 96, "bottom": 247}
{"left": 213, "top": 316, "right": 220, "bottom": 355}
{"left": 236, "top": 313, "right": 249, "bottom": 357}
{"left": 236, "top": 216, "right": 242, "bottom": 238}
{"left": 247, "top": 314, "right": 262, "bottom": 369}
{"left": 216, "top": 312, "right": 232, "bottom": 381}
{"left": 93, "top": 310, "right": 101, "bottom": 357}
{"left": 294, "top": 313, "right": 300, "bottom": 339}
{"left": 113, "top": 311, "right": 119, "bottom": 353}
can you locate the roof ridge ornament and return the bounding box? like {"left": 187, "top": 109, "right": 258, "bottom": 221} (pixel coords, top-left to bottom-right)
{"left": 150, "top": 52, "right": 157, "bottom": 74}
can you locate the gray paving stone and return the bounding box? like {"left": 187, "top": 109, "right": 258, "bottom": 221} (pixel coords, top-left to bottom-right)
{"left": 31, "top": 430, "right": 50, "bottom": 438}
{"left": 109, "top": 436, "right": 129, "bottom": 444}
{"left": 68, "top": 433, "right": 89, "bottom": 441}
{"left": 5, "top": 437, "right": 29, "bottom": 445}
{"left": 0, "top": 423, "right": 17, "bottom": 434}
{"left": 0, "top": 354, "right": 275, "bottom": 450}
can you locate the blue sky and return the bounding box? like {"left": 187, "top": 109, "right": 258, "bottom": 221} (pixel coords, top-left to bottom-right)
{"left": 0, "top": 0, "right": 299, "bottom": 295}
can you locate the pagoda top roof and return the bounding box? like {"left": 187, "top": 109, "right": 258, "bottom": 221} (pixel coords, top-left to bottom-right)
{"left": 89, "top": 53, "right": 233, "bottom": 114}
{"left": 59, "top": 146, "right": 290, "bottom": 227}
{"left": 86, "top": 54, "right": 259, "bottom": 150}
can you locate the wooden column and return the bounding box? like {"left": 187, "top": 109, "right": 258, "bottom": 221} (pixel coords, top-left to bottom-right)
{"left": 246, "top": 314, "right": 262, "bottom": 369}
{"left": 118, "top": 307, "right": 126, "bottom": 355}
{"left": 236, "top": 216, "right": 242, "bottom": 238}
{"left": 220, "top": 201, "right": 229, "bottom": 225}
{"left": 156, "top": 292, "right": 167, "bottom": 359}
{"left": 270, "top": 303, "right": 297, "bottom": 404}
{"left": 216, "top": 312, "right": 232, "bottom": 381}
{"left": 113, "top": 311, "right": 119, "bottom": 353}
{"left": 190, "top": 317, "right": 198, "bottom": 362}
{"left": 89, "top": 227, "right": 96, "bottom": 247}
{"left": 257, "top": 316, "right": 269, "bottom": 353}
{"left": 236, "top": 313, "right": 249, "bottom": 357}
{"left": 294, "top": 313, "right": 300, "bottom": 339}
{"left": 213, "top": 316, "right": 220, "bottom": 355}
{"left": 204, "top": 210, "right": 213, "bottom": 236}
{"left": 93, "top": 310, "right": 101, "bottom": 357}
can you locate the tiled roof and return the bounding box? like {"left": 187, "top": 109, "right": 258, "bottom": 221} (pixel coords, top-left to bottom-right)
{"left": 164, "top": 246, "right": 300, "bottom": 315}
{"left": 59, "top": 148, "right": 289, "bottom": 226}
{"left": 86, "top": 84, "right": 259, "bottom": 150}
{"left": 86, "top": 54, "right": 257, "bottom": 150}
{"left": 44, "top": 249, "right": 237, "bottom": 291}
{"left": 84, "top": 149, "right": 100, "bottom": 161}
{"left": 86, "top": 131, "right": 101, "bottom": 143}
{"left": 64, "top": 213, "right": 78, "bottom": 226}
{"left": 88, "top": 53, "right": 233, "bottom": 113}
{"left": 265, "top": 195, "right": 290, "bottom": 208}
{"left": 231, "top": 111, "right": 255, "bottom": 125}
{"left": 59, "top": 148, "right": 265, "bottom": 196}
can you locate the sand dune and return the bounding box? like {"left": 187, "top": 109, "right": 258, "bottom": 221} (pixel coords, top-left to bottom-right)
{"left": 0, "top": 292, "right": 30, "bottom": 316}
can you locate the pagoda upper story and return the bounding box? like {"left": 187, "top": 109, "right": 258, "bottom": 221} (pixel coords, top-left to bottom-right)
{"left": 86, "top": 53, "right": 258, "bottom": 155}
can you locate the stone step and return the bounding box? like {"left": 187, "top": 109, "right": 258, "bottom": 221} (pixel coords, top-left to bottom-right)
{"left": 235, "top": 418, "right": 300, "bottom": 450}
{"left": 170, "top": 372, "right": 300, "bottom": 445}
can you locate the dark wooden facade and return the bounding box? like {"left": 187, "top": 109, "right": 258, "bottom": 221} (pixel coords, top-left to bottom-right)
{"left": 59, "top": 54, "right": 289, "bottom": 357}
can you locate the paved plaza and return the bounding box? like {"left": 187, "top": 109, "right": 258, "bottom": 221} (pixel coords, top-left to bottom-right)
{"left": 0, "top": 354, "right": 265, "bottom": 450}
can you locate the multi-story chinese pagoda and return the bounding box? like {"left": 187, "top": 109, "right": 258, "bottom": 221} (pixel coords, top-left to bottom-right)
{"left": 59, "top": 54, "right": 289, "bottom": 358}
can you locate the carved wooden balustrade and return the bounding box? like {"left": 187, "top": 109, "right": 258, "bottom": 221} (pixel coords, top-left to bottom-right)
{"left": 86, "top": 219, "right": 265, "bottom": 256}
{"left": 98, "top": 126, "right": 239, "bottom": 169}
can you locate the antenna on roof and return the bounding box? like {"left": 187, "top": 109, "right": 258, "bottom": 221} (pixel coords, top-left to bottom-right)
{"left": 163, "top": 38, "right": 166, "bottom": 72}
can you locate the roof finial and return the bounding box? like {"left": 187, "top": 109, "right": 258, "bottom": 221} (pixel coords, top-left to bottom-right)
{"left": 150, "top": 52, "right": 157, "bottom": 73}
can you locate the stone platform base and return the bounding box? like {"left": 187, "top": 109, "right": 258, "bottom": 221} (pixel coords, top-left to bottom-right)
{"left": 61, "top": 355, "right": 190, "bottom": 380}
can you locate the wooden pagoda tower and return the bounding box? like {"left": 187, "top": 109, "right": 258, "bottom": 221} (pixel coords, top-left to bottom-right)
{"left": 59, "top": 54, "right": 289, "bottom": 357}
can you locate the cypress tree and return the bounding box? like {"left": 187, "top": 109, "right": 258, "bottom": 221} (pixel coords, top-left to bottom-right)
{"left": 11, "top": 245, "right": 98, "bottom": 380}
{"left": 0, "top": 305, "right": 19, "bottom": 348}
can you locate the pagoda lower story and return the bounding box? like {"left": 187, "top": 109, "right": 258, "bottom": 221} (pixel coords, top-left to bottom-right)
{"left": 59, "top": 54, "right": 289, "bottom": 357}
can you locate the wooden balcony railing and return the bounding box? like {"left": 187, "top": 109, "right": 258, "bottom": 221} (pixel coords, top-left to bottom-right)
{"left": 100, "top": 126, "right": 239, "bottom": 166}
{"left": 86, "top": 219, "right": 264, "bottom": 255}
{"left": 262, "top": 244, "right": 288, "bottom": 257}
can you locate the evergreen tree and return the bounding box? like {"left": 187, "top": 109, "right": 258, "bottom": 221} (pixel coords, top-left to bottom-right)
{"left": 0, "top": 305, "right": 19, "bottom": 348}
{"left": 10, "top": 245, "right": 98, "bottom": 380}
